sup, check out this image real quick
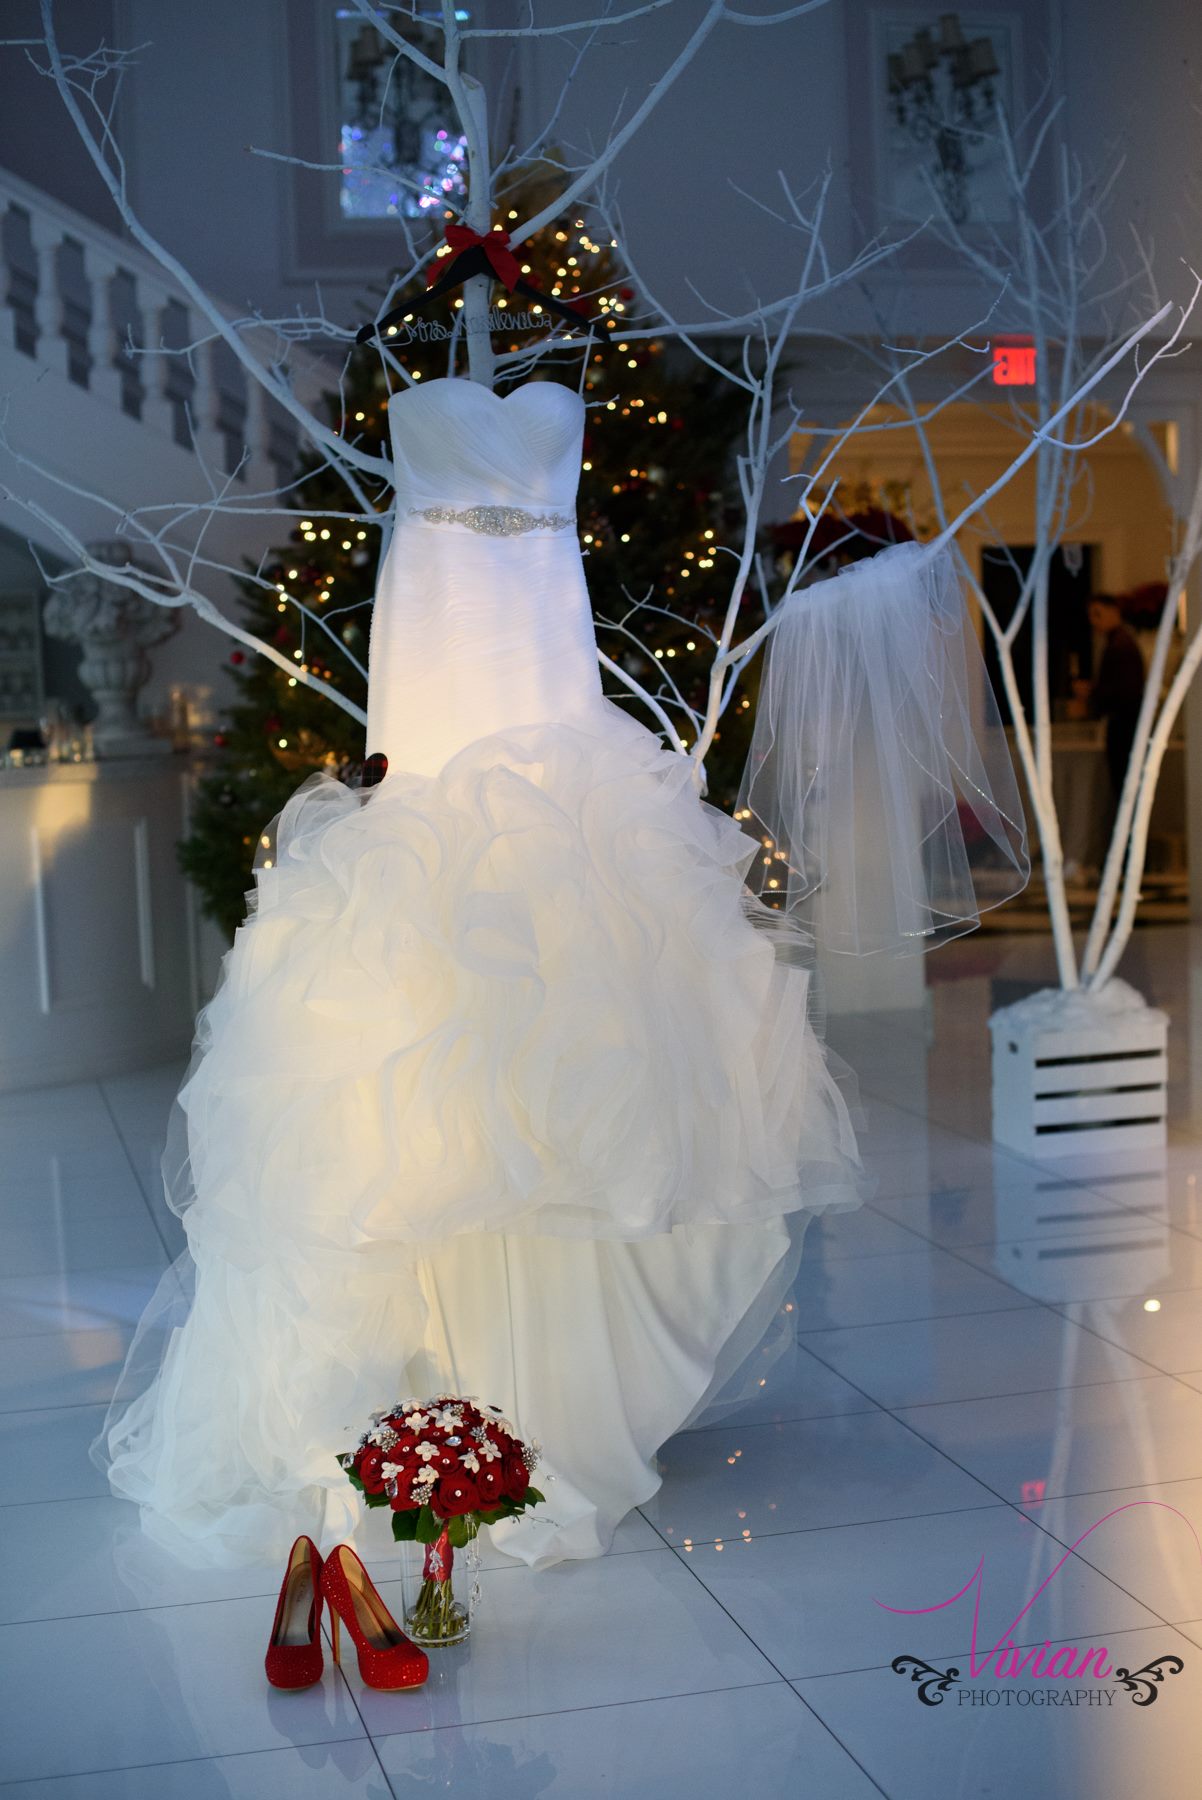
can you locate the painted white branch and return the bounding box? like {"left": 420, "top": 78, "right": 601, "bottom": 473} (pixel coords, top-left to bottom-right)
{"left": 918, "top": 111, "right": 1195, "bottom": 990}
{"left": 26, "top": 510, "right": 368, "bottom": 726}
{"left": 1084, "top": 461, "right": 1202, "bottom": 987}
{"left": 462, "top": 0, "right": 828, "bottom": 35}
{"left": 36, "top": 3, "right": 388, "bottom": 492}
{"left": 509, "top": 1, "right": 835, "bottom": 251}
{"left": 597, "top": 648, "right": 683, "bottom": 745}
{"left": 1091, "top": 612, "right": 1202, "bottom": 989}
{"left": 928, "top": 304, "right": 1178, "bottom": 558}
{"left": 439, "top": 3, "right": 496, "bottom": 387}
{"left": 0, "top": 412, "right": 372, "bottom": 704}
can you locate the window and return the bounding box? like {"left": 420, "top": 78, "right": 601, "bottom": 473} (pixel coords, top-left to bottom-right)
{"left": 334, "top": 10, "right": 468, "bottom": 220}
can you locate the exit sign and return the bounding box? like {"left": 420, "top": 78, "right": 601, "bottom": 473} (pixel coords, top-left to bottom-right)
{"left": 992, "top": 340, "right": 1037, "bottom": 385}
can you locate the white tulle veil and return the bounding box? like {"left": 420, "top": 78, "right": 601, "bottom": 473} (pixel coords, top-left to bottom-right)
{"left": 736, "top": 540, "right": 1029, "bottom": 955}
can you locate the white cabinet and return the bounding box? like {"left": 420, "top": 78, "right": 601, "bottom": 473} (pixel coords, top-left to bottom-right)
{"left": 0, "top": 756, "right": 204, "bottom": 1091}
{"left": 0, "top": 591, "right": 43, "bottom": 726}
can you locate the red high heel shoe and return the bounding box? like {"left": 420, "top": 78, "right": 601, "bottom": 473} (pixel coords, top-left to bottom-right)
{"left": 264, "top": 1536, "right": 325, "bottom": 1690}
{"left": 321, "top": 1544, "right": 429, "bottom": 1691}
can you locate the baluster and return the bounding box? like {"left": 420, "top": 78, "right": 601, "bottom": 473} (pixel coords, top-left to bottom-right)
{"left": 1, "top": 203, "right": 39, "bottom": 356}
{"left": 25, "top": 209, "right": 68, "bottom": 377}
{"left": 81, "top": 242, "right": 123, "bottom": 408}
{"left": 207, "top": 335, "right": 249, "bottom": 482}
{"left": 130, "top": 274, "right": 169, "bottom": 438}
{"left": 261, "top": 387, "right": 302, "bottom": 493}
{"left": 243, "top": 375, "right": 270, "bottom": 485}
{"left": 55, "top": 236, "right": 92, "bottom": 387}
{"left": 109, "top": 265, "right": 147, "bottom": 421}
{"left": 149, "top": 289, "right": 197, "bottom": 444}
{"left": 188, "top": 332, "right": 225, "bottom": 476}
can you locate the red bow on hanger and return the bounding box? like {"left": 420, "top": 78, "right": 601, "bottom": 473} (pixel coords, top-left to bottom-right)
{"left": 427, "top": 223, "right": 522, "bottom": 294}
{"left": 357, "top": 218, "right": 602, "bottom": 345}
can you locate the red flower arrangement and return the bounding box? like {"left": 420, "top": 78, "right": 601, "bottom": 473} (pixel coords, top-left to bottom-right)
{"left": 771, "top": 506, "right": 915, "bottom": 566}
{"left": 338, "top": 1393, "right": 544, "bottom": 1551}
{"left": 1120, "top": 581, "right": 1169, "bottom": 628}
{"left": 339, "top": 1394, "right": 544, "bottom": 1643}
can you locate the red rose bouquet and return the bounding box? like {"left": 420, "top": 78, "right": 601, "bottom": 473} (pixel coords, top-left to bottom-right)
{"left": 337, "top": 1394, "right": 544, "bottom": 1644}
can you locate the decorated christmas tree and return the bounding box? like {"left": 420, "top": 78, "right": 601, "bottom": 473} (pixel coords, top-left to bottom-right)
{"left": 180, "top": 183, "right": 754, "bottom": 936}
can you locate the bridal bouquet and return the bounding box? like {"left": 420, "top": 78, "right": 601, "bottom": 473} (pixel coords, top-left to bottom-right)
{"left": 338, "top": 1394, "right": 544, "bottom": 1644}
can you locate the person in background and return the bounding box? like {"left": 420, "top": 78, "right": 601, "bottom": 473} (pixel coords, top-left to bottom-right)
{"left": 1069, "top": 593, "right": 1147, "bottom": 831}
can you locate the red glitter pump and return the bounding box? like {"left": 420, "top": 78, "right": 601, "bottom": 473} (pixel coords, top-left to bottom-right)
{"left": 264, "top": 1536, "right": 326, "bottom": 1690}
{"left": 321, "top": 1544, "right": 430, "bottom": 1691}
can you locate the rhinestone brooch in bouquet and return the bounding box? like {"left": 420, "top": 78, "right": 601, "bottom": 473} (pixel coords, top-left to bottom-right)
{"left": 338, "top": 1395, "right": 544, "bottom": 1646}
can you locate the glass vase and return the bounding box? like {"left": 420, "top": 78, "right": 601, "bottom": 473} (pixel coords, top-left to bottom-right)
{"left": 402, "top": 1526, "right": 479, "bottom": 1646}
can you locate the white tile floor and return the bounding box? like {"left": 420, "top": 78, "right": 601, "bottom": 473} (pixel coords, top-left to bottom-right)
{"left": 4, "top": 925, "right": 1202, "bottom": 1796}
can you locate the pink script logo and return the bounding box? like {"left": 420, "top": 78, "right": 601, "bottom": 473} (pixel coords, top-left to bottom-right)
{"left": 875, "top": 1500, "right": 1200, "bottom": 1705}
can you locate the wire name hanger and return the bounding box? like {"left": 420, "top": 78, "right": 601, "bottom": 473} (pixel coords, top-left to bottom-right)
{"left": 356, "top": 221, "right": 616, "bottom": 347}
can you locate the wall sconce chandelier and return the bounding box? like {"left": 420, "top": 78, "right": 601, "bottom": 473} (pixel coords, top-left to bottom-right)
{"left": 888, "top": 13, "right": 1001, "bottom": 225}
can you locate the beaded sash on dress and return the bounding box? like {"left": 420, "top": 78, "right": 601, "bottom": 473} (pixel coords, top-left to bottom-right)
{"left": 407, "top": 503, "right": 575, "bottom": 536}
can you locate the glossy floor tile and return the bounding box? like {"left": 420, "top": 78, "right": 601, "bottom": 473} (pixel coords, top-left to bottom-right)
{"left": 796, "top": 1624, "right": 1200, "bottom": 1800}
{"left": 893, "top": 1374, "right": 1202, "bottom": 1501}
{"left": 799, "top": 1303, "right": 1156, "bottom": 1409}
{"left": 0, "top": 1741, "right": 395, "bottom": 1800}
{"left": 690, "top": 1338, "right": 882, "bottom": 1429}
{"left": 0, "top": 1401, "right": 112, "bottom": 1503}
{"left": 0, "top": 1264, "right": 171, "bottom": 1344}
{"left": 0, "top": 1323, "right": 136, "bottom": 1412}
{"left": 4, "top": 925, "right": 1202, "bottom": 1796}
{"left": 869, "top": 1166, "right": 1139, "bottom": 1249}
{"left": 0, "top": 1595, "right": 367, "bottom": 1784}
{"left": 790, "top": 1240, "right": 1038, "bottom": 1330}
{"left": 374, "top": 1684, "right": 884, "bottom": 1798}
{"left": 347, "top": 1552, "right": 777, "bottom": 1737}
{"left": 1016, "top": 1476, "right": 1202, "bottom": 1624}
{"left": 676, "top": 1501, "right": 1158, "bottom": 1678}
{"left": 643, "top": 1409, "right": 1000, "bottom": 1542}
{"left": 957, "top": 1216, "right": 1202, "bottom": 1305}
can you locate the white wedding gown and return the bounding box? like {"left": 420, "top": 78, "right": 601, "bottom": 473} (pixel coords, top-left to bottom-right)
{"left": 97, "top": 375, "right": 988, "bottom": 1570}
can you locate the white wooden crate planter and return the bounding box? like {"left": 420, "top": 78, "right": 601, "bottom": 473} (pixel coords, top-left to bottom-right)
{"left": 990, "top": 980, "right": 1168, "bottom": 1158}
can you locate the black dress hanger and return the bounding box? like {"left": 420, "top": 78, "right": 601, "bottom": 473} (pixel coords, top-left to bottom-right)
{"left": 355, "top": 222, "right": 616, "bottom": 350}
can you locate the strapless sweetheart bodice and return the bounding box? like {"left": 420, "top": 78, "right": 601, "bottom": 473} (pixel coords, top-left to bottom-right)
{"left": 368, "top": 378, "right": 604, "bottom": 777}
{"left": 387, "top": 377, "right": 585, "bottom": 515}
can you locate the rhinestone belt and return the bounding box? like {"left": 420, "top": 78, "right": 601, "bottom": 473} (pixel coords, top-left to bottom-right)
{"left": 407, "top": 503, "right": 575, "bottom": 537}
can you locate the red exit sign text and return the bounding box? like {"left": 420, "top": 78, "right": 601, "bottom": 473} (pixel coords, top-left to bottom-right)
{"left": 992, "top": 341, "right": 1037, "bottom": 386}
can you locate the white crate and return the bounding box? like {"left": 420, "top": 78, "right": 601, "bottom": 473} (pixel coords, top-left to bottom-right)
{"left": 990, "top": 984, "right": 1168, "bottom": 1158}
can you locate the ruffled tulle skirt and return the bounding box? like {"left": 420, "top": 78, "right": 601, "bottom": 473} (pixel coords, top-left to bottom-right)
{"left": 97, "top": 706, "right": 861, "bottom": 1567}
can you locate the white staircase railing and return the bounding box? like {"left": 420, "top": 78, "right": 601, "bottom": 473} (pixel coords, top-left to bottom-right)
{"left": 0, "top": 165, "right": 319, "bottom": 555}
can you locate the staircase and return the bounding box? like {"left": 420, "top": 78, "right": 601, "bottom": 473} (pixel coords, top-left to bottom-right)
{"left": 0, "top": 168, "right": 332, "bottom": 1091}
{"left": 0, "top": 164, "right": 310, "bottom": 568}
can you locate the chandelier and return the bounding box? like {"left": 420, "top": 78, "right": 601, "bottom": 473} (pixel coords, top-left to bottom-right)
{"left": 887, "top": 13, "right": 1000, "bottom": 225}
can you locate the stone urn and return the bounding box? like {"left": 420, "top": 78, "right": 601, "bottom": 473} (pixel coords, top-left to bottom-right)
{"left": 43, "top": 542, "right": 178, "bottom": 757}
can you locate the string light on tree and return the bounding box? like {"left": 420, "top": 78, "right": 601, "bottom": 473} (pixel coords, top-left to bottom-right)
{"left": 180, "top": 169, "right": 755, "bottom": 933}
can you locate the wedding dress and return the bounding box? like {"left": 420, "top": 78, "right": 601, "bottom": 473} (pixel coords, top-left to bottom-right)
{"left": 96, "top": 376, "right": 1025, "bottom": 1569}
